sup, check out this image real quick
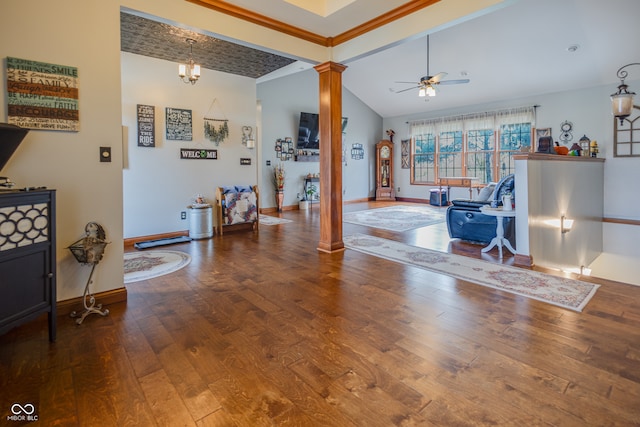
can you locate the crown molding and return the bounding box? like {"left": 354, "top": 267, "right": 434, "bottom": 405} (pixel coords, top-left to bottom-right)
{"left": 186, "top": 0, "right": 441, "bottom": 47}
{"left": 331, "top": 0, "right": 440, "bottom": 46}
{"left": 186, "top": 0, "right": 330, "bottom": 46}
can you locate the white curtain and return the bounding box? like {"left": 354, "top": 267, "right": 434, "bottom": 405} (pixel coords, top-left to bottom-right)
{"left": 495, "top": 106, "right": 536, "bottom": 127}
{"left": 409, "top": 120, "right": 436, "bottom": 136}
{"left": 408, "top": 106, "right": 535, "bottom": 136}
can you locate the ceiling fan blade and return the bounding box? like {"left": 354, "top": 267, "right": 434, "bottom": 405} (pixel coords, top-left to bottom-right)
{"left": 429, "top": 72, "right": 448, "bottom": 83}
{"left": 394, "top": 81, "right": 420, "bottom": 84}
{"left": 394, "top": 85, "right": 420, "bottom": 94}
{"left": 437, "top": 79, "right": 470, "bottom": 85}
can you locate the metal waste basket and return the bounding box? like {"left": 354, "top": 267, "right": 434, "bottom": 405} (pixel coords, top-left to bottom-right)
{"left": 189, "top": 205, "right": 213, "bottom": 239}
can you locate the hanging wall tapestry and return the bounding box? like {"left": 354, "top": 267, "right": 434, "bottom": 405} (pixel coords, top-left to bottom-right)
{"left": 6, "top": 57, "right": 79, "bottom": 131}
{"left": 203, "top": 98, "right": 229, "bottom": 146}
{"left": 204, "top": 118, "right": 229, "bottom": 145}
{"left": 166, "top": 107, "right": 192, "bottom": 141}
{"left": 137, "top": 104, "right": 155, "bottom": 147}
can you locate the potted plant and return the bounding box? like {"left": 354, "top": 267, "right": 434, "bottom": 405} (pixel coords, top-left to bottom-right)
{"left": 299, "top": 184, "right": 316, "bottom": 210}
{"left": 306, "top": 184, "right": 317, "bottom": 200}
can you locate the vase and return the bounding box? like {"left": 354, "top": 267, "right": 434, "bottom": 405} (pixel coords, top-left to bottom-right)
{"left": 275, "top": 191, "right": 284, "bottom": 212}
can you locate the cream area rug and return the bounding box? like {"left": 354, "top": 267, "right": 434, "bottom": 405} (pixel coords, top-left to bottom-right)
{"left": 343, "top": 205, "right": 446, "bottom": 232}
{"left": 259, "top": 215, "right": 292, "bottom": 226}
{"left": 124, "top": 250, "right": 191, "bottom": 283}
{"left": 343, "top": 233, "right": 599, "bottom": 312}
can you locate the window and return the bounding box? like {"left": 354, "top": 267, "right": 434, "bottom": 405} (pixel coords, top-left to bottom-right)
{"left": 410, "top": 107, "right": 535, "bottom": 185}
{"left": 467, "top": 129, "right": 495, "bottom": 183}
{"left": 499, "top": 122, "right": 531, "bottom": 176}
{"left": 412, "top": 133, "right": 436, "bottom": 183}
{"left": 613, "top": 105, "right": 640, "bottom": 157}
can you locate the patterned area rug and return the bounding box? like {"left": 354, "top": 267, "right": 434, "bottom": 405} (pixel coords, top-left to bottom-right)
{"left": 124, "top": 250, "right": 191, "bottom": 283}
{"left": 259, "top": 215, "right": 292, "bottom": 226}
{"left": 344, "top": 233, "right": 599, "bottom": 312}
{"left": 343, "top": 205, "right": 446, "bottom": 232}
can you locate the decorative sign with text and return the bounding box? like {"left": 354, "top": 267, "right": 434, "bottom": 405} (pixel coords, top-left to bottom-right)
{"left": 137, "top": 104, "right": 155, "bottom": 147}
{"left": 351, "top": 143, "right": 364, "bottom": 160}
{"left": 6, "top": 57, "right": 79, "bottom": 131}
{"left": 166, "top": 107, "right": 192, "bottom": 141}
{"left": 180, "top": 148, "right": 217, "bottom": 160}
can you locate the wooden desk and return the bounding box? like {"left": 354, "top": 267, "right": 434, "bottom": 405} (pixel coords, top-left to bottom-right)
{"left": 438, "top": 176, "right": 481, "bottom": 202}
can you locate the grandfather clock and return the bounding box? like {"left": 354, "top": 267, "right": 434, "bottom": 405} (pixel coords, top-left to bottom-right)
{"left": 375, "top": 140, "right": 396, "bottom": 200}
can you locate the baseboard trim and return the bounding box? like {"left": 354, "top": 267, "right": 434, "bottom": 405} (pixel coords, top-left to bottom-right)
{"left": 395, "top": 196, "right": 429, "bottom": 204}
{"left": 57, "top": 287, "right": 128, "bottom": 317}
{"left": 344, "top": 197, "right": 374, "bottom": 204}
{"left": 124, "top": 231, "right": 189, "bottom": 248}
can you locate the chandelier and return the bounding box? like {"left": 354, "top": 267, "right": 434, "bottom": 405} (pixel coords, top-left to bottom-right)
{"left": 178, "top": 38, "right": 201, "bottom": 85}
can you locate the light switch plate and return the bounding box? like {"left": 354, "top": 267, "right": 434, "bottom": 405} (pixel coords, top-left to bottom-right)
{"left": 100, "top": 146, "right": 111, "bottom": 162}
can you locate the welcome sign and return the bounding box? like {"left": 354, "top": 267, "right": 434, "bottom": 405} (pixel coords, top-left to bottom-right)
{"left": 180, "top": 149, "right": 217, "bottom": 160}
{"left": 6, "top": 57, "right": 79, "bottom": 131}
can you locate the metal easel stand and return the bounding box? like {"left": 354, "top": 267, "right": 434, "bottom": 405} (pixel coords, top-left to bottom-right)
{"left": 70, "top": 263, "right": 109, "bottom": 325}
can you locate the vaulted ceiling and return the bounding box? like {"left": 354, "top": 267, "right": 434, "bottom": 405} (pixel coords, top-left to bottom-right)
{"left": 120, "top": 0, "right": 640, "bottom": 118}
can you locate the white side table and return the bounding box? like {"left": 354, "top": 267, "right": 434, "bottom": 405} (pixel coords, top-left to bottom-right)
{"left": 479, "top": 206, "right": 516, "bottom": 259}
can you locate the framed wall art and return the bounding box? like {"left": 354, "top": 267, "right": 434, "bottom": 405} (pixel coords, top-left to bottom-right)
{"left": 351, "top": 143, "right": 364, "bottom": 160}
{"left": 166, "top": 107, "right": 192, "bottom": 141}
{"left": 276, "top": 138, "right": 293, "bottom": 160}
{"left": 137, "top": 104, "right": 155, "bottom": 147}
{"left": 6, "top": 57, "right": 79, "bottom": 131}
{"left": 401, "top": 139, "right": 410, "bottom": 168}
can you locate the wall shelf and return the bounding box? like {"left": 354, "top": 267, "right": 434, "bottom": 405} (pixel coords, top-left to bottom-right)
{"left": 295, "top": 155, "right": 320, "bottom": 162}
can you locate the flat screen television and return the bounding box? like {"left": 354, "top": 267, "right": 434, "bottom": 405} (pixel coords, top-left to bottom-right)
{"left": 296, "top": 112, "right": 348, "bottom": 150}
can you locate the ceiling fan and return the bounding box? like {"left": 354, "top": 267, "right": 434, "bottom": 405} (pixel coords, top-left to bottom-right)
{"left": 395, "top": 34, "right": 470, "bottom": 97}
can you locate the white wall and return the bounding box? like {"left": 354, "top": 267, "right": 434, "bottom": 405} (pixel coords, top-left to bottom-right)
{"left": 121, "top": 52, "right": 257, "bottom": 237}
{"left": 257, "top": 68, "right": 382, "bottom": 208}
{"left": 1, "top": 1, "right": 124, "bottom": 301}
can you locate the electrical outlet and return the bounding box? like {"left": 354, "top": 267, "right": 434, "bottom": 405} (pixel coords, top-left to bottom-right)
{"left": 181, "top": 211, "right": 187, "bottom": 220}
{"left": 397, "top": 187, "right": 400, "bottom": 192}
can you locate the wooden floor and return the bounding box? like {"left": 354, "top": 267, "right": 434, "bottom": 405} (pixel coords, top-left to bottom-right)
{"left": 2, "top": 201, "right": 640, "bottom": 426}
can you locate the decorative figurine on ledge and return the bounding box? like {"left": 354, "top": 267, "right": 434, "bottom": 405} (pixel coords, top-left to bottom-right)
{"left": 386, "top": 129, "right": 395, "bottom": 143}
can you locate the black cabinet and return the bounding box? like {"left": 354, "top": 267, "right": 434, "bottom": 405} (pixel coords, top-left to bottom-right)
{"left": 0, "top": 189, "right": 56, "bottom": 341}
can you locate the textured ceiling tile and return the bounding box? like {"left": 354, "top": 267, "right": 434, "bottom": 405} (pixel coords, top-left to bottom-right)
{"left": 120, "top": 12, "right": 296, "bottom": 79}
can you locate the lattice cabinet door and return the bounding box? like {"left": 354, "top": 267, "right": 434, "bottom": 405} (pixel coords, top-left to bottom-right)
{"left": 0, "top": 189, "right": 56, "bottom": 341}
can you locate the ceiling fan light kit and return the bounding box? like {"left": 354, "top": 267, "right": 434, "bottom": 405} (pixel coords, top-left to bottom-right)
{"left": 395, "top": 35, "right": 469, "bottom": 98}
